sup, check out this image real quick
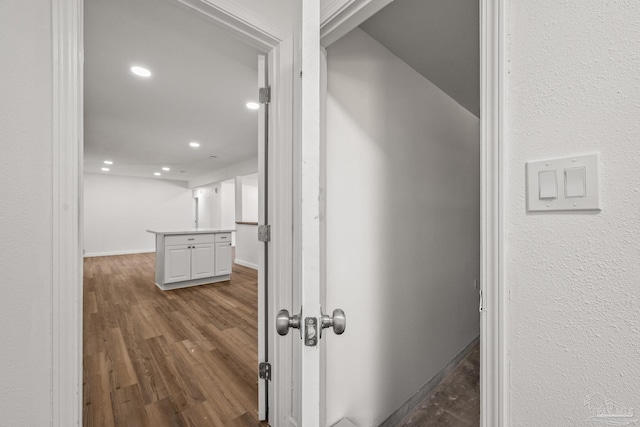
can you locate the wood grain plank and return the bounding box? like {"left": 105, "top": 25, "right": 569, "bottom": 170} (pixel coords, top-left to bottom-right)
{"left": 83, "top": 253, "right": 262, "bottom": 426}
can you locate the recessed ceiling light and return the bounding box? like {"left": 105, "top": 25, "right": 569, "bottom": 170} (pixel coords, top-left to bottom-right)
{"left": 154, "top": 172, "right": 161, "bottom": 176}
{"left": 131, "top": 66, "right": 152, "bottom": 78}
{"left": 162, "top": 167, "right": 170, "bottom": 171}
{"left": 246, "top": 102, "right": 259, "bottom": 110}
{"left": 101, "top": 167, "right": 110, "bottom": 172}
{"left": 104, "top": 160, "right": 113, "bottom": 165}
{"left": 189, "top": 141, "right": 200, "bottom": 148}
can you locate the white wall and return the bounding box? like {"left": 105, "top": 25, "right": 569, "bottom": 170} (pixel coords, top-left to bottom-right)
{"left": 0, "top": 1, "right": 53, "bottom": 424}
{"left": 193, "top": 179, "right": 237, "bottom": 245}
{"left": 235, "top": 174, "right": 259, "bottom": 269}
{"left": 84, "top": 174, "right": 193, "bottom": 256}
{"left": 507, "top": 1, "right": 640, "bottom": 425}
{"left": 241, "top": 174, "right": 259, "bottom": 222}
{"left": 324, "top": 28, "right": 480, "bottom": 426}
{"left": 194, "top": 184, "right": 219, "bottom": 229}
{"left": 221, "top": 180, "right": 236, "bottom": 230}
{"left": 235, "top": 224, "right": 259, "bottom": 269}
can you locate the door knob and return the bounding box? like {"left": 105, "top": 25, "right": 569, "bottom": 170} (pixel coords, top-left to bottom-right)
{"left": 320, "top": 308, "right": 346, "bottom": 337}
{"left": 276, "top": 309, "right": 301, "bottom": 336}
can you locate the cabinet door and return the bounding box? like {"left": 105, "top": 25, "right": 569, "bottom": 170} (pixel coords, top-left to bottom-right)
{"left": 164, "top": 245, "right": 191, "bottom": 284}
{"left": 191, "top": 243, "right": 215, "bottom": 279}
{"left": 215, "top": 241, "right": 232, "bottom": 276}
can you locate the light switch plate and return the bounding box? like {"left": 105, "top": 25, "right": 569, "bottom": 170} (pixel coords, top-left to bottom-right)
{"left": 526, "top": 153, "right": 601, "bottom": 212}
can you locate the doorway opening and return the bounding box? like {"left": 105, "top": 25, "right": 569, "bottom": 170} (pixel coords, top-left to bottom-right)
{"left": 82, "top": 0, "right": 270, "bottom": 424}
{"left": 321, "top": 0, "right": 481, "bottom": 425}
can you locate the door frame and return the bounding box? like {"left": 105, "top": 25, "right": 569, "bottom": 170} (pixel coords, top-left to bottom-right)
{"left": 51, "top": 0, "right": 296, "bottom": 425}
{"left": 318, "top": 0, "right": 508, "bottom": 426}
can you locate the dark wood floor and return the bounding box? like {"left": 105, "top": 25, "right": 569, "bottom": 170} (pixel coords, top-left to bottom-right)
{"left": 83, "top": 253, "right": 267, "bottom": 427}
{"left": 399, "top": 343, "right": 480, "bottom": 426}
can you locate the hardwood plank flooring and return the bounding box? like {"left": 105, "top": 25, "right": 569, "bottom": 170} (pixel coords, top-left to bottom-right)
{"left": 83, "top": 253, "right": 267, "bottom": 427}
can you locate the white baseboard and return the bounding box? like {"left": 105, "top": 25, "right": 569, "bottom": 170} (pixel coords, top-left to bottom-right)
{"left": 84, "top": 249, "right": 155, "bottom": 258}
{"left": 234, "top": 258, "right": 258, "bottom": 270}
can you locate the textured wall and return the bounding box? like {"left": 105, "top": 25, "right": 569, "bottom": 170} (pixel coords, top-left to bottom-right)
{"left": 325, "top": 28, "right": 480, "bottom": 426}
{"left": 507, "top": 1, "right": 640, "bottom": 424}
{"left": 0, "top": 0, "right": 53, "bottom": 424}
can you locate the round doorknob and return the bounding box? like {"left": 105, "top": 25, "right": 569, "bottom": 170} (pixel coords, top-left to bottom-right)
{"left": 331, "top": 309, "right": 346, "bottom": 335}
{"left": 276, "top": 309, "right": 301, "bottom": 336}
{"left": 320, "top": 308, "right": 346, "bottom": 337}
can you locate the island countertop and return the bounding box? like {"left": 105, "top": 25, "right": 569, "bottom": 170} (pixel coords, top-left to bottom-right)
{"left": 146, "top": 228, "right": 235, "bottom": 235}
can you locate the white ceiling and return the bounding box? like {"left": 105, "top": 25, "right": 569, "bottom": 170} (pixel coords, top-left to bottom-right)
{"left": 84, "top": 0, "right": 263, "bottom": 182}
{"left": 360, "top": 0, "right": 480, "bottom": 117}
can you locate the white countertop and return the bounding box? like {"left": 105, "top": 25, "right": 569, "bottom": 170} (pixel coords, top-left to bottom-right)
{"left": 146, "top": 228, "right": 235, "bottom": 235}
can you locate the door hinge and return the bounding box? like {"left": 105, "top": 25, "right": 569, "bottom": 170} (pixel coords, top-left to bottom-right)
{"left": 258, "top": 224, "right": 271, "bottom": 243}
{"left": 259, "top": 86, "right": 271, "bottom": 104}
{"left": 259, "top": 362, "right": 271, "bottom": 381}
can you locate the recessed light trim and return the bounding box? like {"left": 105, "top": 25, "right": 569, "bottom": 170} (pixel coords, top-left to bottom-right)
{"left": 246, "top": 102, "right": 259, "bottom": 110}
{"left": 101, "top": 167, "right": 110, "bottom": 172}
{"left": 162, "top": 167, "right": 170, "bottom": 171}
{"left": 189, "top": 141, "right": 200, "bottom": 148}
{"left": 154, "top": 172, "right": 161, "bottom": 176}
{"left": 131, "top": 66, "right": 152, "bottom": 78}
{"left": 104, "top": 160, "right": 113, "bottom": 165}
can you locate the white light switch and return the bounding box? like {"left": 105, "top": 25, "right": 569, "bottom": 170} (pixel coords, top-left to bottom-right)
{"left": 526, "top": 153, "right": 601, "bottom": 212}
{"left": 538, "top": 170, "right": 557, "bottom": 199}
{"left": 565, "top": 167, "right": 586, "bottom": 198}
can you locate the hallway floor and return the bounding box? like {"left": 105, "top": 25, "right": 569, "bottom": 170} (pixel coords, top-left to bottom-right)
{"left": 398, "top": 343, "right": 480, "bottom": 426}
{"left": 83, "top": 253, "right": 266, "bottom": 427}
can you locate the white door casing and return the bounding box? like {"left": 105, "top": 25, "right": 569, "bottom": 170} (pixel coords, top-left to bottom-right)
{"left": 53, "top": 1, "right": 296, "bottom": 425}
{"left": 314, "top": 0, "right": 508, "bottom": 426}
{"left": 257, "top": 53, "right": 269, "bottom": 420}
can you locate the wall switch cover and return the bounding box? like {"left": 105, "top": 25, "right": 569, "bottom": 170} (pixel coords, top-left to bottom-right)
{"left": 538, "top": 170, "right": 558, "bottom": 199}
{"left": 565, "top": 167, "right": 586, "bottom": 198}
{"left": 526, "top": 153, "right": 601, "bottom": 212}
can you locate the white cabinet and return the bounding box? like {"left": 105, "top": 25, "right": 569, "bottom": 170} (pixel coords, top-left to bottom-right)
{"left": 215, "top": 241, "right": 232, "bottom": 276}
{"left": 148, "top": 230, "right": 234, "bottom": 290}
{"left": 191, "top": 243, "right": 216, "bottom": 279}
{"left": 164, "top": 242, "right": 216, "bottom": 283}
{"left": 164, "top": 244, "right": 191, "bottom": 284}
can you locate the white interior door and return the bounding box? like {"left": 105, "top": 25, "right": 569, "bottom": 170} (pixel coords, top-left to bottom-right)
{"left": 257, "top": 54, "right": 269, "bottom": 421}
{"left": 300, "top": 1, "right": 323, "bottom": 425}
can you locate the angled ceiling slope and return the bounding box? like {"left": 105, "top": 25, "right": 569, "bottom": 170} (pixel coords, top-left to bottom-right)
{"left": 84, "top": 0, "right": 263, "bottom": 181}
{"left": 360, "top": 0, "right": 480, "bottom": 117}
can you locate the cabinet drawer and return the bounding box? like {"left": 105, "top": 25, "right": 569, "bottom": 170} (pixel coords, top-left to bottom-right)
{"left": 214, "top": 233, "right": 232, "bottom": 243}
{"left": 165, "top": 234, "right": 215, "bottom": 246}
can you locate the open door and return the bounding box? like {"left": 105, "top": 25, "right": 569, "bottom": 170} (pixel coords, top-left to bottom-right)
{"left": 275, "top": 2, "right": 345, "bottom": 426}
{"left": 257, "top": 54, "right": 269, "bottom": 421}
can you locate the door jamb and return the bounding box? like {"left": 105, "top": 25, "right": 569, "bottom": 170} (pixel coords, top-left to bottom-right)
{"left": 52, "top": 1, "right": 295, "bottom": 425}
{"left": 319, "top": 0, "right": 508, "bottom": 426}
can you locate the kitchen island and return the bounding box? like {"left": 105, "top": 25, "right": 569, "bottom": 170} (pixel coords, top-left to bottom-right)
{"left": 147, "top": 229, "right": 234, "bottom": 290}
